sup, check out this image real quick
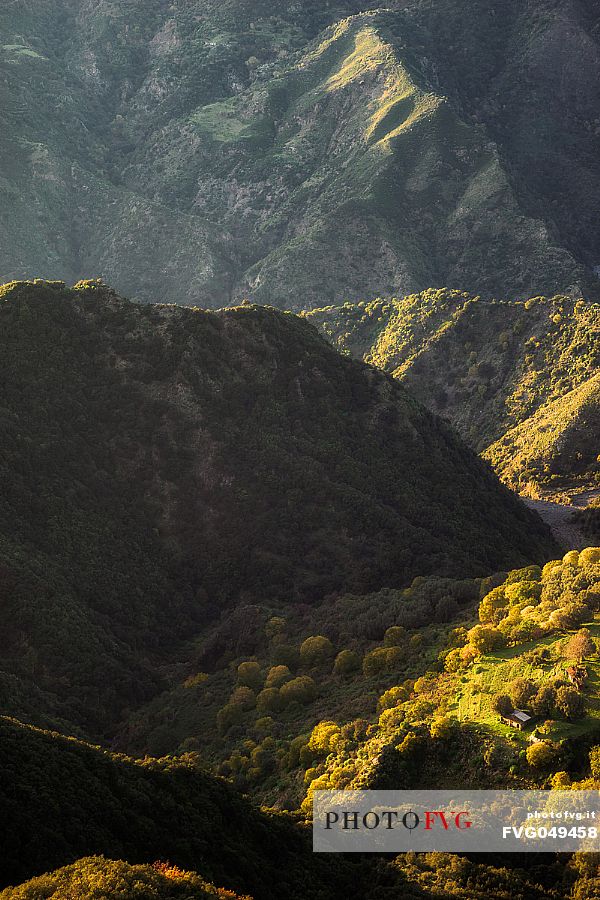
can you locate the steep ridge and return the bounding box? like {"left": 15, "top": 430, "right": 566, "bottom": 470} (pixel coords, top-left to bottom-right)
{"left": 0, "top": 280, "right": 553, "bottom": 738}
{"left": 486, "top": 373, "right": 600, "bottom": 493}
{"left": 1, "top": 1, "right": 599, "bottom": 305}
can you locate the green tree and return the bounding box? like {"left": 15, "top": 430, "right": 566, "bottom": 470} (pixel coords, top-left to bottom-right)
{"left": 237, "top": 661, "right": 262, "bottom": 690}
{"left": 280, "top": 676, "right": 317, "bottom": 706}
{"left": 509, "top": 677, "right": 536, "bottom": 708}
{"left": 531, "top": 684, "right": 556, "bottom": 718}
{"left": 526, "top": 742, "right": 558, "bottom": 769}
{"left": 300, "top": 635, "right": 334, "bottom": 667}
{"left": 491, "top": 693, "right": 513, "bottom": 717}
{"left": 467, "top": 624, "right": 504, "bottom": 654}
{"left": 555, "top": 686, "right": 585, "bottom": 720}
{"left": 333, "top": 649, "right": 360, "bottom": 677}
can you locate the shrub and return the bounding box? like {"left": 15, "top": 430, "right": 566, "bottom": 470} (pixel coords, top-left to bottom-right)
{"left": 383, "top": 626, "right": 406, "bottom": 647}
{"left": 333, "top": 649, "right": 361, "bottom": 677}
{"left": 385, "top": 646, "right": 404, "bottom": 669}
{"left": 270, "top": 643, "right": 300, "bottom": 669}
{"left": 308, "top": 721, "right": 342, "bottom": 755}
{"left": 444, "top": 648, "right": 463, "bottom": 672}
{"left": 280, "top": 676, "right": 317, "bottom": 705}
{"left": 579, "top": 547, "right": 600, "bottom": 566}
{"left": 265, "top": 665, "right": 292, "bottom": 688}
{"left": 256, "top": 688, "right": 282, "bottom": 714}
{"left": 230, "top": 686, "right": 256, "bottom": 710}
{"left": 217, "top": 702, "right": 245, "bottom": 734}
{"left": 526, "top": 742, "right": 559, "bottom": 769}
{"left": 265, "top": 616, "right": 286, "bottom": 639}
{"left": 254, "top": 716, "right": 274, "bottom": 735}
{"left": 237, "top": 661, "right": 262, "bottom": 690}
{"left": 182, "top": 672, "right": 208, "bottom": 688}
{"left": 378, "top": 685, "right": 409, "bottom": 711}
{"left": 589, "top": 746, "right": 600, "bottom": 778}
{"left": 430, "top": 717, "right": 454, "bottom": 739}
{"left": 300, "top": 635, "right": 334, "bottom": 667}
{"left": 378, "top": 707, "right": 405, "bottom": 730}
{"left": 362, "top": 648, "right": 389, "bottom": 678}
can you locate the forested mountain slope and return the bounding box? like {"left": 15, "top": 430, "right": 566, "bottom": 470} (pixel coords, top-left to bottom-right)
{"left": 0, "top": 717, "right": 351, "bottom": 900}
{"left": 2, "top": 1, "right": 600, "bottom": 306}
{"left": 0, "top": 280, "right": 553, "bottom": 739}
{"left": 307, "top": 290, "right": 600, "bottom": 495}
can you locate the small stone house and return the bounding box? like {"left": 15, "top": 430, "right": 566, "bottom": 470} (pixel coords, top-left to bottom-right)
{"left": 500, "top": 709, "right": 533, "bottom": 730}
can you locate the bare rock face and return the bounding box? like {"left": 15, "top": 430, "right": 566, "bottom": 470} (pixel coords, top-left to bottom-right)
{"left": 1, "top": 0, "right": 599, "bottom": 306}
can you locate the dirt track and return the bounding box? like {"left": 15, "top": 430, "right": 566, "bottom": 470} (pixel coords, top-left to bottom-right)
{"left": 525, "top": 490, "right": 600, "bottom": 552}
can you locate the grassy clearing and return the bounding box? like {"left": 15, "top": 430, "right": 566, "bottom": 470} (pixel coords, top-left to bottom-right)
{"left": 189, "top": 99, "right": 248, "bottom": 141}
{"left": 452, "top": 620, "right": 600, "bottom": 743}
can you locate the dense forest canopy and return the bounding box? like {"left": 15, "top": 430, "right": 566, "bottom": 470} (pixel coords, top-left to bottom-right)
{"left": 0, "top": 279, "right": 554, "bottom": 740}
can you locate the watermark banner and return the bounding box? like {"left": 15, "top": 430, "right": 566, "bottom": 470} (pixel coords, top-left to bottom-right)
{"left": 313, "top": 790, "right": 600, "bottom": 853}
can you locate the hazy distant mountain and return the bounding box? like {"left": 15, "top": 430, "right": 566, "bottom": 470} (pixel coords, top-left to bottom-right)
{"left": 2, "top": 1, "right": 600, "bottom": 306}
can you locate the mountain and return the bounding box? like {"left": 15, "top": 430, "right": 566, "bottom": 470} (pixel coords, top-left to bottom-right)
{"left": 2, "top": 1, "right": 600, "bottom": 306}
{"left": 306, "top": 290, "right": 600, "bottom": 495}
{"left": 0, "top": 717, "right": 352, "bottom": 900}
{"left": 485, "top": 373, "right": 600, "bottom": 493}
{"left": 0, "top": 279, "right": 555, "bottom": 739}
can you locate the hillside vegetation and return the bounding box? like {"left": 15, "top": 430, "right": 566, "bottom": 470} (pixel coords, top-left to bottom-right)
{"left": 0, "top": 718, "right": 351, "bottom": 900}
{"left": 2, "top": 1, "right": 600, "bottom": 305}
{"left": 307, "top": 290, "right": 600, "bottom": 496}
{"left": 2, "top": 544, "right": 599, "bottom": 899}
{"left": 297, "top": 548, "right": 600, "bottom": 805}
{"left": 0, "top": 858, "right": 251, "bottom": 900}
{"left": 0, "top": 280, "right": 554, "bottom": 740}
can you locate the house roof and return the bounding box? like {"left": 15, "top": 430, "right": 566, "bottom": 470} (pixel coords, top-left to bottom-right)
{"left": 512, "top": 710, "right": 532, "bottom": 722}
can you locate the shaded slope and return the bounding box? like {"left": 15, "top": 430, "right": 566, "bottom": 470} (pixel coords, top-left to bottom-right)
{"left": 0, "top": 718, "right": 351, "bottom": 900}
{"left": 0, "top": 280, "right": 554, "bottom": 737}
{"left": 1, "top": 2, "right": 599, "bottom": 305}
